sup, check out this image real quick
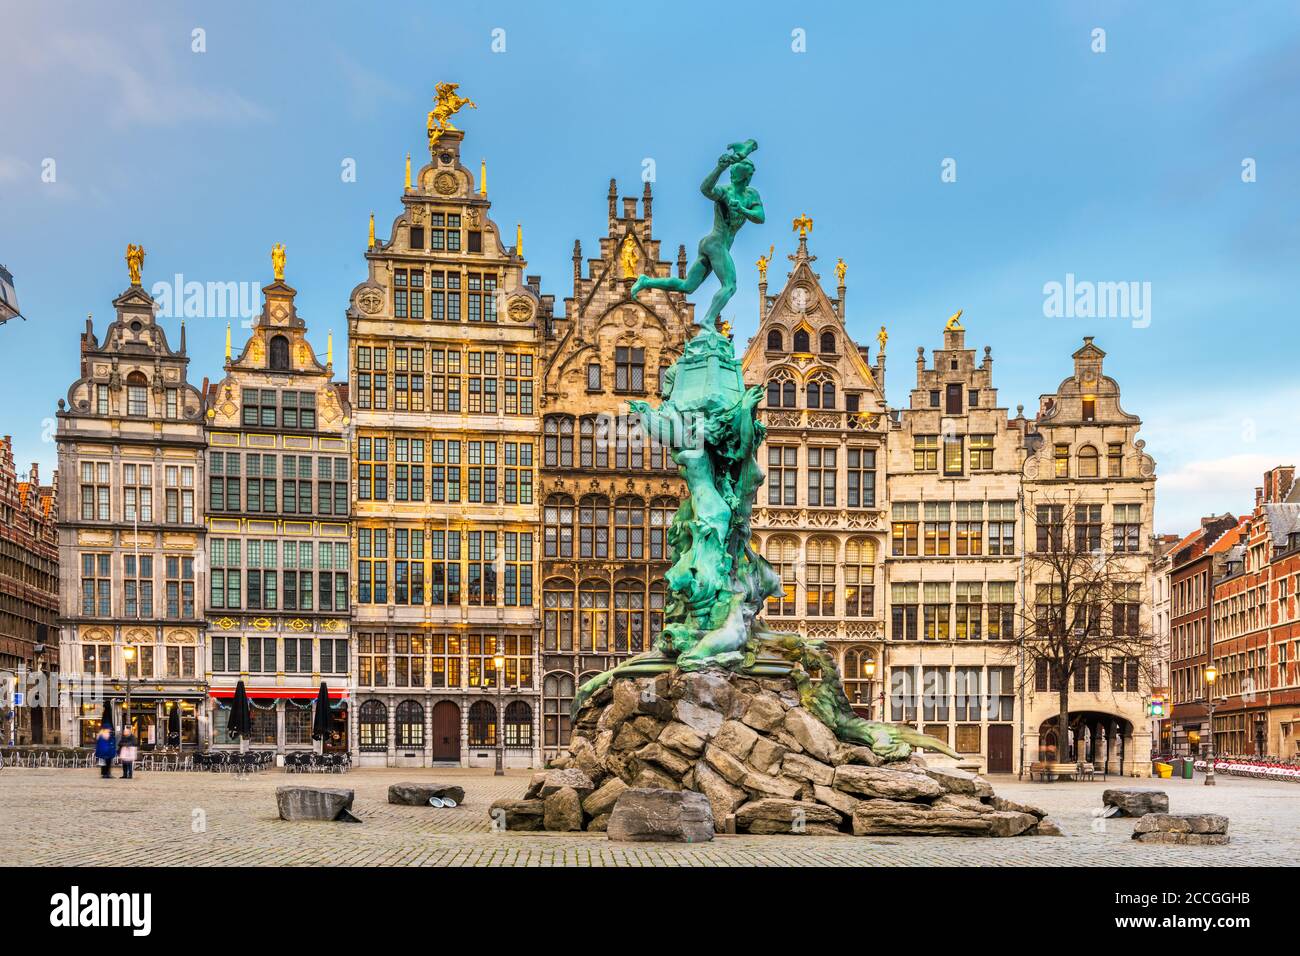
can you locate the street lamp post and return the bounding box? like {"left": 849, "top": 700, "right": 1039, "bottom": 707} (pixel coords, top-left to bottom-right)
{"left": 123, "top": 643, "right": 136, "bottom": 742}
{"left": 1204, "top": 663, "right": 1218, "bottom": 787}
{"left": 493, "top": 651, "right": 506, "bottom": 777}
{"left": 864, "top": 657, "right": 878, "bottom": 722}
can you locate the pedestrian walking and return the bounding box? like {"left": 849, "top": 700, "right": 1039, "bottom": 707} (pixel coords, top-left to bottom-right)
{"left": 94, "top": 727, "right": 116, "bottom": 779}
{"left": 119, "top": 726, "right": 138, "bottom": 780}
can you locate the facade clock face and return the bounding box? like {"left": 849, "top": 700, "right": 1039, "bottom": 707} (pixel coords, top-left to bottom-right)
{"left": 791, "top": 287, "right": 809, "bottom": 311}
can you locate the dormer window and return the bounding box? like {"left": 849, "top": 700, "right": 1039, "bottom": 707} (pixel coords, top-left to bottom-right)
{"left": 1082, "top": 396, "right": 1096, "bottom": 422}
{"left": 269, "top": 335, "right": 290, "bottom": 371}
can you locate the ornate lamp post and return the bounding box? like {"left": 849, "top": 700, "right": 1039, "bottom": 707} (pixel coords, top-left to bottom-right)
{"left": 864, "top": 657, "right": 878, "bottom": 721}
{"left": 1204, "top": 663, "right": 1218, "bottom": 786}
{"left": 493, "top": 650, "right": 506, "bottom": 776}
{"left": 123, "top": 643, "right": 137, "bottom": 741}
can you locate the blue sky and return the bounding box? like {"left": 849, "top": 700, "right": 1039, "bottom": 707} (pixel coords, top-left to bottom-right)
{"left": 2, "top": 1, "right": 1297, "bottom": 533}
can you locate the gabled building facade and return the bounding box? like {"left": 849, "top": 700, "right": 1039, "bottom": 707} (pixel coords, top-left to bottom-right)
{"left": 204, "top": 254, "right": 352, "bottom": 753}
{"left": 537, "top": 180, "right": 691, "bottom": 763}
{"left": 884, "top": 314, "right": 1028, "bottom": 772}
{"left": 55, "top": 254, "right": 208, "bottom": 747}
{"left": 1021, "top": 337, "right": 1157, "bottom": 774}
{"left": 743, "top": 224, "right": 888, "bottom": 715}
{"left": 348, "top": 117, "right": 548, "bottom": 768}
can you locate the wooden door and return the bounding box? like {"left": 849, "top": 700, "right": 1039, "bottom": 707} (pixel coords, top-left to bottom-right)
{"left": 432, "top": 701, "right": 460, "bottom": 762}
{"left": 987, "top": 724, "right": 1013, "bottom": 773}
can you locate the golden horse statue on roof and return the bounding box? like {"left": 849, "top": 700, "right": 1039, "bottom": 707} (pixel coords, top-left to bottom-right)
{"left": 427, "top": 83, "right": 477, "bottom": 152}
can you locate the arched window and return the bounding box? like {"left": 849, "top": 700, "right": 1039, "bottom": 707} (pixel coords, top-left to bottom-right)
{"left": 765, "top": 536, "right": 800, "bottom": 616}
{"left": 395, "top": 699, "right": 424, "bottom": 748}
{"left": 126, "top": 371, "right": 148, "bottom": 417}
{"left": 820, "top": 330, "right": 836, "bottom": 354}
{"left": 579, "top": 494, "right": 609, "bottom": 559}
{"left": 614, "top": 495, "right": 644, "bottom": 559}
{"left": 783, "top": 379, "right": 795, "bottom": 407}
{"left": 544, "top": 415, "right": 574, "bottom": 468}
{"left": 504, "top": 700, "right": 533, "bottom": 748}
{"left": 767, "top": 329, "right": 783, "bottom": 351}
{"left": 844, "top": 537, "right": 877, "bottom": 617}
{"left": 793, "top": 328, "right": 810, "bottom": 353}
{"left": 467, "top": 701, "right": 496, "bottom": 747}
{"left": 1078, "top": 445, "right": 1099, "bottom": 479}
{"left": 614, "top": 580, "right": 646, "bottom": 653}
{"left": 269, "top": 334, "right": 290, "bottom": 371}
{"left": 542, "top": 578, "right": 574, "bottom": 652}
{"left": 767, "top": 380, "right": 782, "bottom": 408}
{"left": 358, "top": 700, "right": 387, "bottom": 752}
{"left": 806, "top": 537, "right": 837, "bottom": 616}
{"left": 543, "top": 494, "right": 574, "bottom": 558}
{"left": 579, "top": 580, "right": 611, "bottom": 652}
{"left": 807, "top": 375, "right": 835, "bottom": 410}
{"left": 543, "top": 672, "right": 575, "bottom": 749}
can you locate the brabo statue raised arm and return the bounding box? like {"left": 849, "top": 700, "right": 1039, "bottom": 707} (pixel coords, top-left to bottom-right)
{"left": 575, "top": 141, "right": 956, "bottom": 762}
{"left": 630, "top": 139, "right": 763, "bottom": 329}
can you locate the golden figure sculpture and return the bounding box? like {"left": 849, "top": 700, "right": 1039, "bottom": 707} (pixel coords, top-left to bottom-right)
{"left": 877, "top": 324, "right": 888, "bottom": 354}
{"left": 835, "top": 257, "right": 846, "bottom": 286}
{"left": 271, "top": 243, "right": 286, "bottom": 281}
{"left": 945, "top": 308, "right": 964, "bottom": 331}
{"left": 427, "top": 83, "right": 477, "bottom": 151}
{"left": 620, "top": 234, "right": 638, "bottom": 279}
{"left": 756, "top": 244, "right": 774, "bottom": 282}
{"left": 792, "top": 214, "right": 813, "bottom": 238}
{"left": 125, "top": 244, "right": 145, "bottom": 285}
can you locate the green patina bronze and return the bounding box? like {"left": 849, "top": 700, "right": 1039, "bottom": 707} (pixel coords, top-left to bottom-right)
{"left": 572, "top": 142, "right": 957, "bottom": 762}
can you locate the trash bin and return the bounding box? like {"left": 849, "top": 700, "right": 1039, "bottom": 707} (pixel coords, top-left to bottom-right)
{"left": 1155, "top": 762, "right": 1173, "bottom": 779}
{"left": 1183, "top": 759, "right": 1194, "bottom": 779}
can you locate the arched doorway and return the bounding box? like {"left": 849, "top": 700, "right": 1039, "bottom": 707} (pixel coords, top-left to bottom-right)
{"left": 1038, "top": 712, "right": 1134, "bottom": 773}
{"left": 431, "top": 701, "right": 460, "bottom": 762}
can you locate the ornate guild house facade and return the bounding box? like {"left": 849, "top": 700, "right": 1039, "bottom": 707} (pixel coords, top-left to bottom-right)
{"left": 742, "top": 224, "right": 888, "bottom": 716}
{"left": 204, "top": 255, "right": 352, "bottom": 753}
{"left": 349, "top": 114, "right": 548, "bottom": 767}
{"left": 1021, "top": 338, "right": 1157, "bottom": 774}
{"left": 884, "top": 315, "right": 1028, "bottom": 772}
{"left": 537, "top": 181, "right": 692, "bottom": 762}
{"left": 55, "top": 253, "right": 209, "bottom": 747}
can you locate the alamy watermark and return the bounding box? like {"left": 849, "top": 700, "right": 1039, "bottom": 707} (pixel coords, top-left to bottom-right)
{"left": 1042, "top": 273, "right": 1152, "bottom": 329}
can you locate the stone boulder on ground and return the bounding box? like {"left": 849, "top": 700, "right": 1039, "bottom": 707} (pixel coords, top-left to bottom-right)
{"left": 1102, "top": 788, "right": 1169, "bottom": 817}
{"left": 276, "top": 786, "right": 360, "bottom": 822}
{"left": 606, "top": 788, "right": 714, "bottom": 843}
{"left": 1132, "top": 813, "right": 1229, "bottom": 845}
{"left": 387, "top": 782, "right": 466, "bottom": 806}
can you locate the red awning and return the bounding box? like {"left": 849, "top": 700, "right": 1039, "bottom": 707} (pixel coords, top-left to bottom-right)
{"left": 208, "top": 688, "right": 348, "bottom": 700}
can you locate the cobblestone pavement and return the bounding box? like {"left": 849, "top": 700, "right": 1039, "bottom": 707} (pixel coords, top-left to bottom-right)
{"left": 3, "top": 766, "right": 1297, "bottom": 866}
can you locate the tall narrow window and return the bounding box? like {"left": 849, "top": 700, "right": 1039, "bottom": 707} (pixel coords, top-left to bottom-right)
{"left": 269, "top": 335, "right": 290, "bottom": 371}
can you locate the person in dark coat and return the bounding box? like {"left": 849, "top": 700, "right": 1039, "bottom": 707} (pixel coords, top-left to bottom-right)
{"left": 93, "top": 727, "right": 116, "bottom": 779}
{"left": 118, "top": 726, "right": 138, "bottom": 779}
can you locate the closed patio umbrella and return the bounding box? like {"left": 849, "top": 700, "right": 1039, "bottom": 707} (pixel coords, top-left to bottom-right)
{"left": 167, "top": 702, "right": 182, "bottom": 747}
{"left": 227, "top": 681, "right": 252, "bottom": 753}
{"left": 100, "top": 700, "right": 114, "bottom": 738}
{"left": 311, "top": 682, "right": 330, "bottom": 755}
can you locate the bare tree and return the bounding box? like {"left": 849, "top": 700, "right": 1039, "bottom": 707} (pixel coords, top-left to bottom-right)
{"left": 1005, "top": 493, "right": 1159, "bottom": 763}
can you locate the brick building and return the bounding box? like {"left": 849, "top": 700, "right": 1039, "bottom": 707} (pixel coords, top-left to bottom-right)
{"left": 0, "top": 439, "right": 58, "bottom": 744}
{"left": 1211, "top": 466, "right": 1300, "bottom": 757}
